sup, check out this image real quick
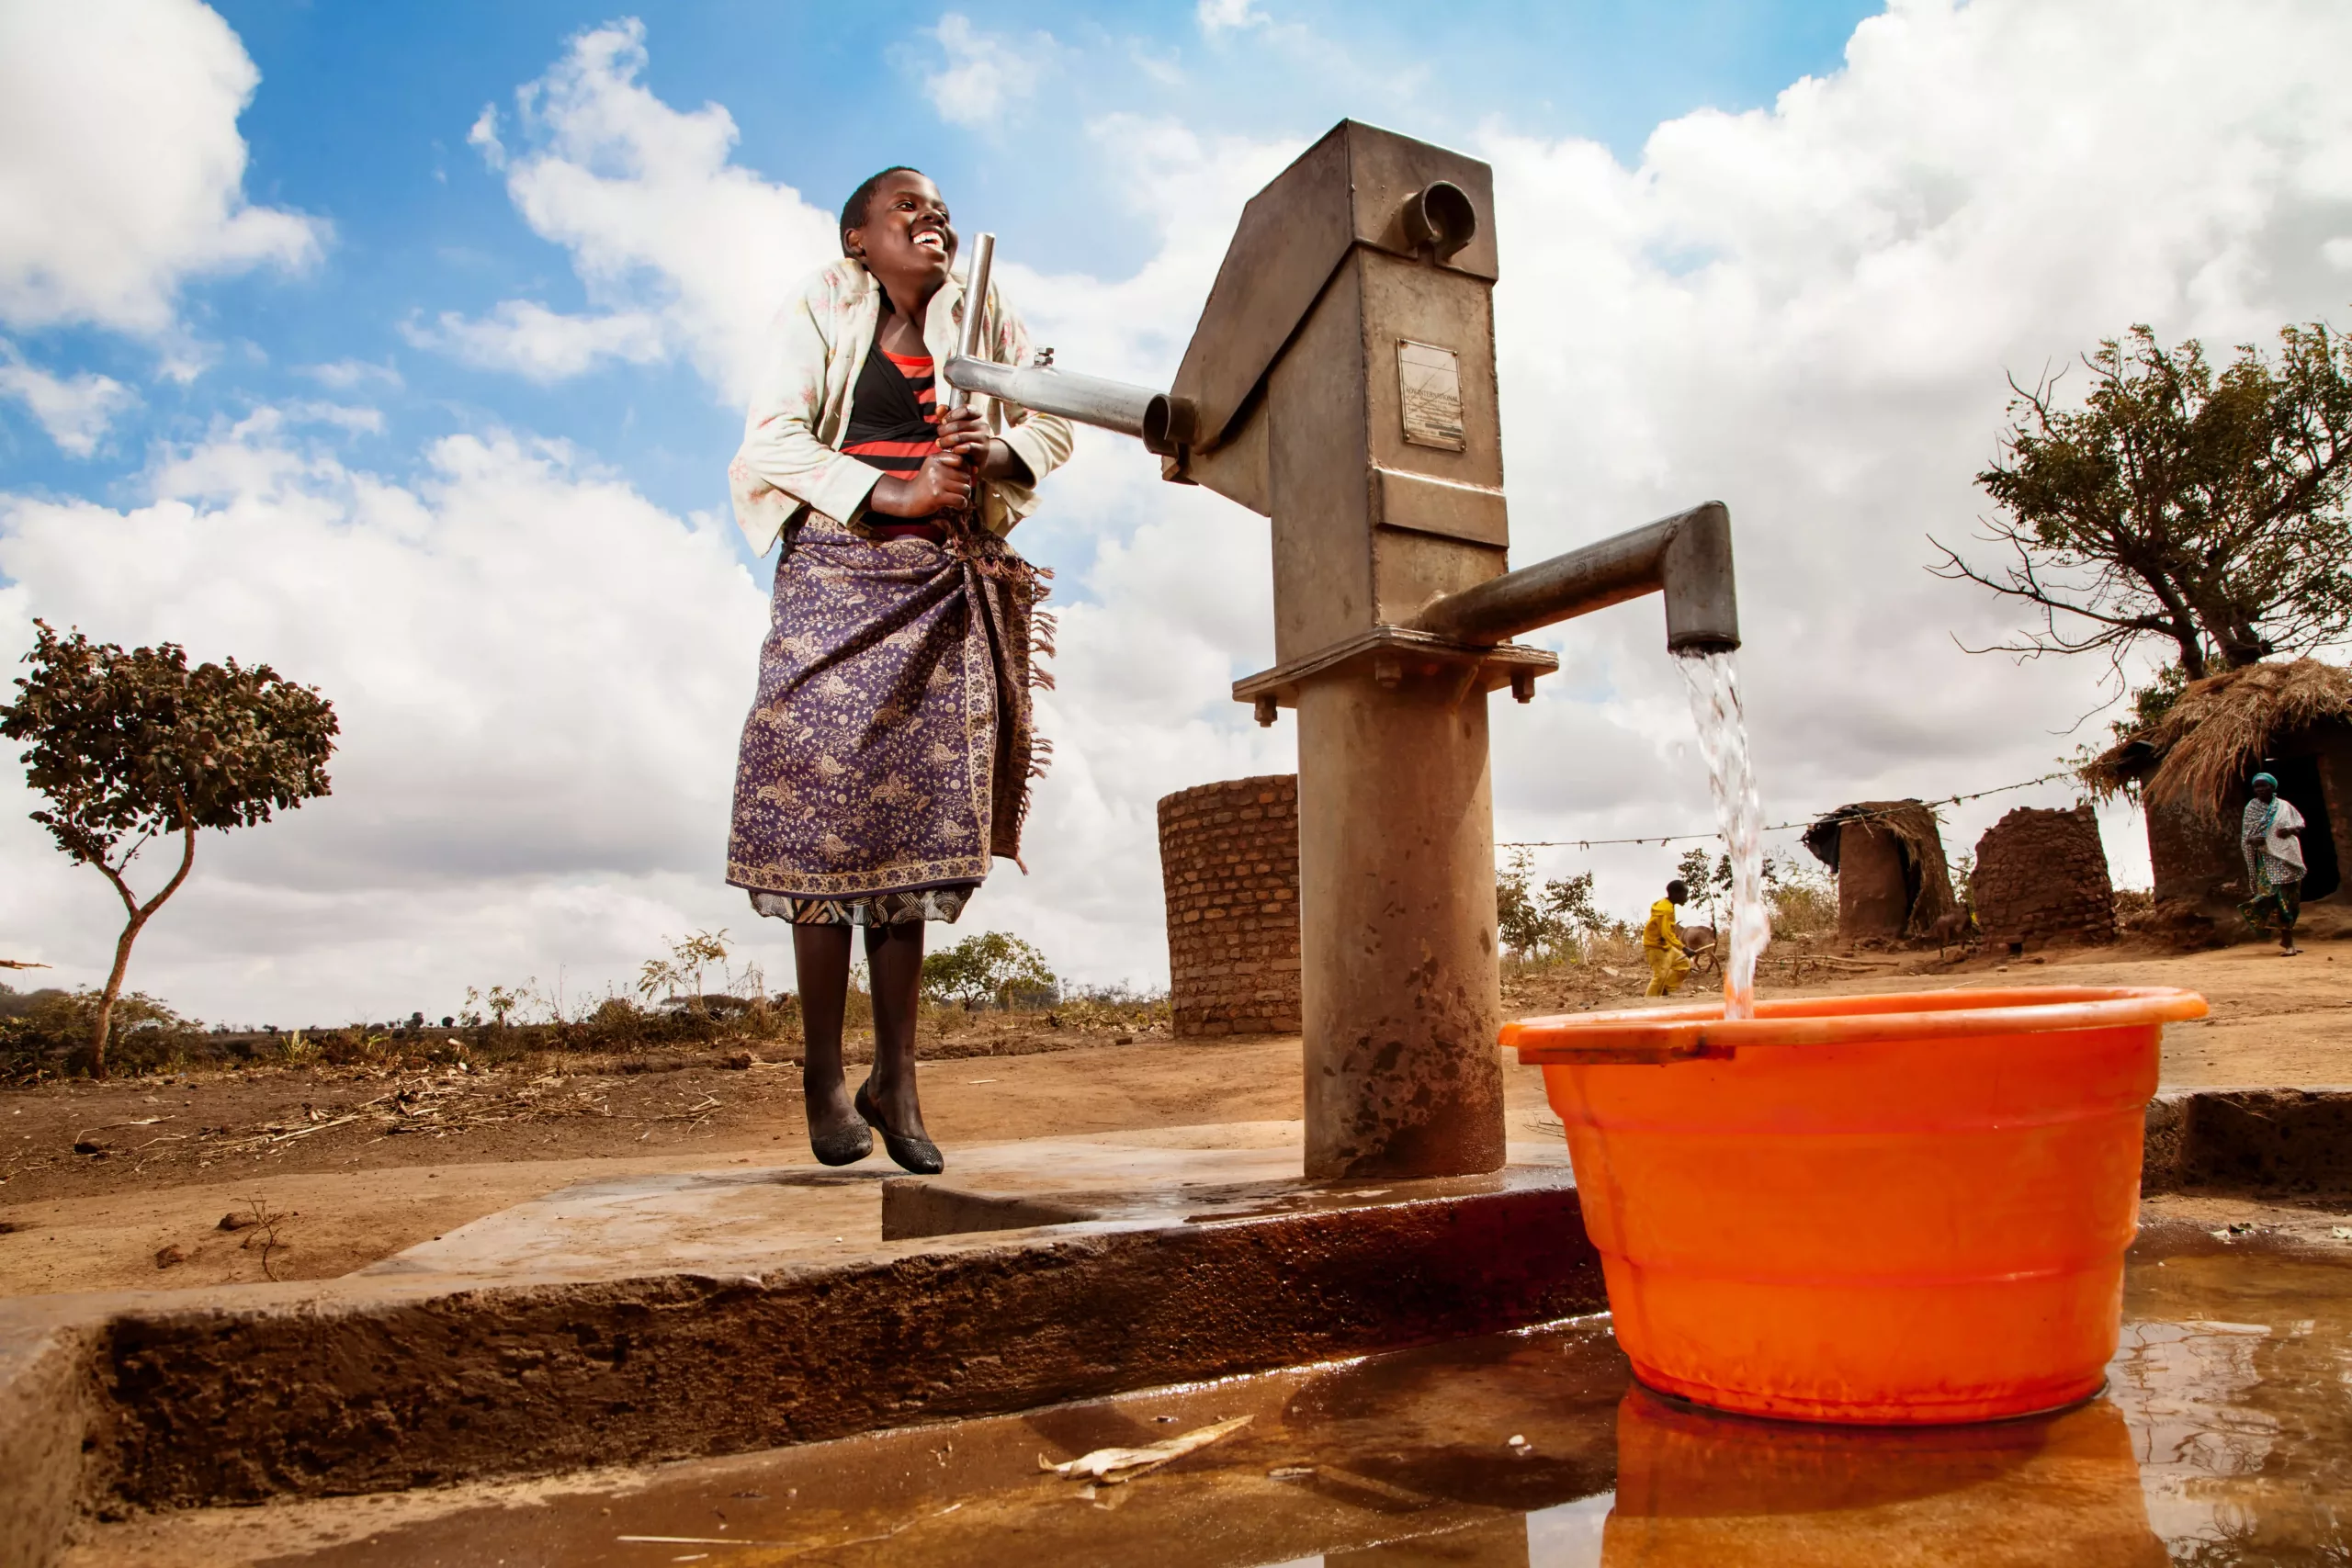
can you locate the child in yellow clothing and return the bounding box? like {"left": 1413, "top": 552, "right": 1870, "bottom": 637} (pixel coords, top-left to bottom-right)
{"left": 1642, "top": 879, "right": 1693, "bottom": 997}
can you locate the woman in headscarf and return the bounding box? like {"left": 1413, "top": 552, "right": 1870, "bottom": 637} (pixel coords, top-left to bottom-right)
{"left": 725, "top": 167, "right": 1072, "bottom": 1171}
{"left": 2239, "top": 771, "right": 2307, "bottom": 953}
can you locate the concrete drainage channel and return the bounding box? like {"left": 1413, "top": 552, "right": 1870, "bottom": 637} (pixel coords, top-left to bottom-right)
{"left": 1, "top": 1163, "right": 1601, "bottom": 1567}
{"left": 3, "top": 1086, "right": 2346, "bottom": 1568}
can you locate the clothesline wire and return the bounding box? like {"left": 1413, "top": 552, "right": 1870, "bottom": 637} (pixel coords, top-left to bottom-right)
{"left": 1496, "top": 770, "right": 2085, "bottom": 853}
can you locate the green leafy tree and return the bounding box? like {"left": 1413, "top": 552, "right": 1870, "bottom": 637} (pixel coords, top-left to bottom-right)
{"left": 921, "top": 931, "right": 1057, "bottom": 1007}
{"left": 1951, "top": 851, "right": 1978, "bottom": 913}
{"left": 637, "top": 930, "right": 732, "bottom": 1010}
{"left": 1498, "top": 852, "right": 1610, "bottom": 961}
{"left": 1, "top": 621, "right": 336, "bottom": 1078}
{"left": 1670, "top": 849, "right": 1781, "bottom": 931}
{"left": 1541, "top": 869, "right": 1606, "bottom": 946}
{"left": 2109, "top": 660, "right": 2190, "bottom": 745}
{"left": 1933, "top": 321, "right": 2352, "bottom": 681}
{"left": 0, "top": 987, "right": 204, "bottom": 1085}
{"left": 1674, "top": 848, "right": 1716, "bottom": 924}
{"left": 462, "top": 984, "right": 528, "bottom": 1028}
{"left": 1496, "top": 848, "right": 1554, "bottom": 958}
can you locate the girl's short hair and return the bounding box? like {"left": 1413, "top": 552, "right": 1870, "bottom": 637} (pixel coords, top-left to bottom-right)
{"left": 840, "top": 166, "right": 924, "bottom": 254}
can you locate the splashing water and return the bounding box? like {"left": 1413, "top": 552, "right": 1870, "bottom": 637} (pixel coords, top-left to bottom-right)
{"left": 1678, "top": 649, "right": 1770, "bottom": 1019}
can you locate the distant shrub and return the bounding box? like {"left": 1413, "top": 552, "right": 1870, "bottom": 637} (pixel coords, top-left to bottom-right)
{"left": 0, "top": 987, "right": 210, "bottom": 1084}
{"left": 921, "top": 931, "right": 1057, "bottom": 1007}
{"left": 1497, "top": 850, "right": 1611, "bottom": 964}
{"left": 1770, "top": 861, "right": 1838, "bottom": 940}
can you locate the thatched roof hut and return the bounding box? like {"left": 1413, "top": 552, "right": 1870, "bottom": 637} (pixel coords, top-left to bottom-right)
{"left": 2085, "top": 658, "right": 2352, "bottom": 907}
{"left": 2086, "top": 659, "right": 2352, "bottom": 818}
{"left": 1803, "top": 799, "right": 1960, "bottom": 940}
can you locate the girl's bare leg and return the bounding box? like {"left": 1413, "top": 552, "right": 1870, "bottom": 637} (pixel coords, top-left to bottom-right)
{"left": 791, "top": 925, "right": 868, "bottom": 1159}
{"left": 864, "top": 920, "right": 933, "bottom": 1140}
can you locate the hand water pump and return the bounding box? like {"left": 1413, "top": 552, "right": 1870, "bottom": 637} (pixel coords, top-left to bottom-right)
{"left": 945, "top": 120, "right": 1740, "bottom": 1179}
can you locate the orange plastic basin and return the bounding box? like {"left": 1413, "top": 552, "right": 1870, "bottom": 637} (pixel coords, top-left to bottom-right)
{"left": 1503, "top": 986, "right": 2207, "bottom": 1424}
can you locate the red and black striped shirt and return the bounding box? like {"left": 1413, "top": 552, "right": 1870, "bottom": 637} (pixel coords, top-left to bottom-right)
{"left": 842, "top": 343, "right": 945, "bottom": 536}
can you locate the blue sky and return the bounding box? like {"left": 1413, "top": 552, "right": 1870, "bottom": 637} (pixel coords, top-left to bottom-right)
{"left": 4, "top": 0, "right": 2347, "bottom": 1021}
{"left": 3, "top": 0, "right": 1876, "bottom": 538}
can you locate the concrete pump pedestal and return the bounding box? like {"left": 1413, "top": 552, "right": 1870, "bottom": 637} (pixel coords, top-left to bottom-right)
{"left": 1296, "top": 671, "right": 1506, "bottom": 1179}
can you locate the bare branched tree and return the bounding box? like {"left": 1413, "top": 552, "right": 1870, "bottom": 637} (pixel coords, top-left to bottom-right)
{"left": 1931, "top": 322, "right": 2352, "bottom": 682}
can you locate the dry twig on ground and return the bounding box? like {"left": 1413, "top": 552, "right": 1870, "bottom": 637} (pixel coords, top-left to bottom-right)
{"left": 236, "top": 1195, "right": 288, "bottom": 1280}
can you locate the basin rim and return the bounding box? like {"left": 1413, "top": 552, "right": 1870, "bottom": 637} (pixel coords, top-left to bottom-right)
{"left": 1504, "top": 985, "right": 2208, "bottom": 1064}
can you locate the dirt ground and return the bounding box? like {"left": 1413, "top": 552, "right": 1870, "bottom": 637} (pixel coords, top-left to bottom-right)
{"left": 4, "top": 938, "right": 2346, "bottom": 1300}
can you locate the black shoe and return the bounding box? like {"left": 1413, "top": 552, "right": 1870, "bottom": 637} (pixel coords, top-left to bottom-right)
{"left": 855, "top": 1077, "right": 944, "bottom": 1175}
{"left": 808, "top": 1115, "right": 873, "bottom": 1167}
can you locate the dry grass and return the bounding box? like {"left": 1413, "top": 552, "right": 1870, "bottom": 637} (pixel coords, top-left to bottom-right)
{"left": 2087, "top": 658, "right": 2352, "bottom": 820}
{"left": 1769, "top": 874, "right": 1838, "bottom": 940}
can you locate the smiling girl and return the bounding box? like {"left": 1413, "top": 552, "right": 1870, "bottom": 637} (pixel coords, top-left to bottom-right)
{"left": 726, "top": 168, "right": 1072, "bottom": 1172}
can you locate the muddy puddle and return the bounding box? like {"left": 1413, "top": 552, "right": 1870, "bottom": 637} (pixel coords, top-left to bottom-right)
{"left": 77, "top": 1239, "right": 2352, "bottom": 1567}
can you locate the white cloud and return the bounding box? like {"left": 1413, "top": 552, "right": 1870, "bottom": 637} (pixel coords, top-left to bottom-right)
{"left": 1196, "top": 0, "right": 1270, "bottom": 36}
{"left": 467, "top": 104, "right": 506, "bottom": 170}
{"left": 429, "top": 19, "right": 837, "bottom": 400}
{"left": 0, "top": 410, "right": 775, "bottom": 1022}
{"left": 1129, "top": 42, "right": 1186, "bottom": 87}
{"left": 1000, "top": 0, "right": 2352, "bottom": 943}
{"left": 0, "top": 345, "right": 139, "bottom": 457}
{"left": 279, "top": 401, "right": 384, "bottom": 438}
{"left": 11, "top": 0, "right": 2352, "bottom": 1016}
{"left": 404, "top": 299, "right": 668, "bottom": 383}
{"left": 983, "top": 116, "right": 1301, "bottom": 392}
{"left": 297, "top": 358, "right": 404, "bottom": 391}
{"left": 1470, "top": 0, "right": 2352, "bottom": 911}
{"left": 924, "top": 15, "right": 1048, "bottom": 128}
{"left": 0, "top": 0, "right": 324, "bottom": 337}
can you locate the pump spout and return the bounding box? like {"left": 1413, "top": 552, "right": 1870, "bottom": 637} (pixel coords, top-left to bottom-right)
{"left": 1411, "top": 501, "right": 1738, "bottom": 654}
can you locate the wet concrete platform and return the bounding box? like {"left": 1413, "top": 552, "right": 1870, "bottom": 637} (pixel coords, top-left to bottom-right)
{"left": 10, "top": 1096, "right": 2352, "bottom": 1567}
{"left": 63, "top": 1232, "right": 2352, "bottom": 1566}
{"left": 356, "top": 1122, "right": 1569, "bottom": 1283}
{"left": 0, "top": 1125, "right": 1600, "bottom": 1564}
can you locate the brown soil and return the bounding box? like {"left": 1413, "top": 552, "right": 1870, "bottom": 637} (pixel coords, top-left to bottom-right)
{"left": 4, "top": 940, "right": 2346, "bottom": 1300}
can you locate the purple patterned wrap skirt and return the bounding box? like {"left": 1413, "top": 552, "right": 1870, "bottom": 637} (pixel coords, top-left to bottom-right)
{"left": 727, "top": 513, "right": 1047, "bottom": 925}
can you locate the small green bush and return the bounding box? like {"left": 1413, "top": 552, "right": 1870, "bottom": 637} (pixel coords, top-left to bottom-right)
{"left": 0, "top": 986, "right": 210, "bottom": 1084}
{"left": 921, "top": 931, "right": 1057, "bottom": 1007}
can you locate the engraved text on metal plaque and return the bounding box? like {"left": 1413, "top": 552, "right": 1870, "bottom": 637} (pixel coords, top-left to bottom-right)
{"left": 1396, "top": 341, "right": 1465, "bottom": 452}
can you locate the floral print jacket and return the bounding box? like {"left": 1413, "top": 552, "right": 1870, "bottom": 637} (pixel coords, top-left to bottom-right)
{"left": 728, "top": 256, "right": 1073, "bottom": 552}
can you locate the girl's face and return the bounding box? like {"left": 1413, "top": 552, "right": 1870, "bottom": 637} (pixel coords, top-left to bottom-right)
{"left": 2255, "top": 780, "right": 2277, "bottom": 802}
{"left": 850, "top": 173, "right": 956, "bottom": 292}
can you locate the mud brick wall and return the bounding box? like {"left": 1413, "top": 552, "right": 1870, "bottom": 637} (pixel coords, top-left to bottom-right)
{"left": 1973, "top": 804, "right": 2116, "bottom": 949}
{"left": 2147, "top": 795, "right": 2246, "bottom": 907}
{"left": 1836, "top": 822, "right": 1911, "bottom": 939}
{"left": 1158, "top": 775, "right": 1302, "bottom": 1037}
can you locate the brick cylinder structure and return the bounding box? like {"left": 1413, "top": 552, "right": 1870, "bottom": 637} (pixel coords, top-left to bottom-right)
{"left": 1973, "top": 805, "right": 2117, "bottom": 950}
{"left": 1158, "top": 775, "right": 1302, "bottom": 1037}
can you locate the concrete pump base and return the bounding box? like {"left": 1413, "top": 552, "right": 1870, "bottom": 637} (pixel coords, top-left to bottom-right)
{"left": 0, "top": 1127, "right": 1596, "bottom": 1567}
{"left": 7, "top": 1089, "right": 2352, "bottom": 1568}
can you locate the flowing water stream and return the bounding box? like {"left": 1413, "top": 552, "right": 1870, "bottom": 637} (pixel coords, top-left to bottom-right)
{"left": 1677, "top": 649, "right": 1770, "bottom": 1018}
